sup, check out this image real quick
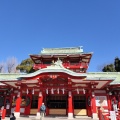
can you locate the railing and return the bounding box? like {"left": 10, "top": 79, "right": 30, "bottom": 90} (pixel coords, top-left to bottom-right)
{"left": 33, "top": 62, "right": 88, "bottom": 70}
{"left": 116, "top": 112, "right": 120, "bottom": 120}
{"left": 98, "top": 109, "right": 120, "bottom": 120}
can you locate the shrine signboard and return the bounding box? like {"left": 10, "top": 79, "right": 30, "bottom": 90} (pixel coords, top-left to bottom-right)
{"left": 95, "top": 96, "right": 108, "bottom": 107}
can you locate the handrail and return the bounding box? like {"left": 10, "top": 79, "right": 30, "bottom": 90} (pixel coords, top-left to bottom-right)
{"left": 98, "top": 108, "right": 120, "bottom": 120}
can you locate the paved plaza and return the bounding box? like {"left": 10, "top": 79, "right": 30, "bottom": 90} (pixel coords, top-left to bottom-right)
{"left": 4, "top": 116, "right": 98, "bottom": 120}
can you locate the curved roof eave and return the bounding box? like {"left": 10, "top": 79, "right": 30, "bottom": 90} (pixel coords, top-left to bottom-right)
{"left": 86, "top": 77, "right": 116, "bottom": 80}
{"left": 19, "top": 68, "right": 87, "bottom": 78}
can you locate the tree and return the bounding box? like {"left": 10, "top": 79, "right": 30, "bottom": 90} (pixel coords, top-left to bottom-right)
{"left": 102, "top": 57, "right": 120, "bottom": 72}
{"left": 0, "top": 62, "right": 5, "bottom": 73}
{"left": 102, "top": 64, "right": 116, "bottom": 72}
{"left": 114, "top": 57, "right": 120, "bottom": 72}
{"left": 16, "top": 58, "right": 36, "bottom": 73}
{"left": 6, "top": 57, "right": 18, "bottom": 73}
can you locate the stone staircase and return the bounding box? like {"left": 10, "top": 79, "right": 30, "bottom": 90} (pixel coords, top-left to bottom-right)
{"left": 75, "top": 116, "right": 99, "bottom": 120}
{"left": 75, "top": 115, "right": 92, "bottom": 119}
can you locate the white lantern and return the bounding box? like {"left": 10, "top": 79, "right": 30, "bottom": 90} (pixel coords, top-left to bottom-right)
{"left": 46, "top": 88, "right": 48, "bottom": 94}
{"left": 92, "top": 92, "right": 95, "bottom": 97}
{"left": 83, "top": 88, "right": 85, "bottom": 94}
{"left": 62, "top": 88, "right": 65, "bottom": 94}
{"left": 26, "top": 89, "right": 29, "bottom": 94}
{"left": 17, "top": 92, "right": 20, "bottom": 97}
{"left": 51, "top": 88, "right": 54, "bottom": 94}
{"left": 39, "top": 92, "right": 42, "bottom": 97}
{"left": 69, "top": 91, "right": 71, "bottom": 97}
{"left": 32, "top": 88, "right": 34, "bottom": 94}
{"left": 109, "top": 92, "right": 112, "bottom": 95}
{"left": 57, "top": 88, "right": 59, "bottom": 94}
{"left": 77, "top": 88, "right": 79, "bottom": 94}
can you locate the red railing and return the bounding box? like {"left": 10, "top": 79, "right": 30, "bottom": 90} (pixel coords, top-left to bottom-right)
{"left": 33, "top": 62, "right": 88, "bottom": 70}
{"left": 98, "top": 109, "right": 120, "bottom": 120}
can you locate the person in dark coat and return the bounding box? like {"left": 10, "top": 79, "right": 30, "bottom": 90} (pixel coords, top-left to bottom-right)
{"left": 10, "top": 113, "right": 16, "bottom": 120}
{"left": 40, "top": 103, "right": 46, "bottom": 118}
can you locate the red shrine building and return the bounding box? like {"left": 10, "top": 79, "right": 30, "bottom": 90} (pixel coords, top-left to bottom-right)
{"left": 0, "top": 46, "right": 120, "bottom": 119}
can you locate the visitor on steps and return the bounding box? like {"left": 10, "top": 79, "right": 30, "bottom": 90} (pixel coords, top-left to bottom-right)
{"left": 40, "top": 103, "right": 46, "bottom": 119}
{"left": 10, "top": 113, "right": 16, "bottom": 120}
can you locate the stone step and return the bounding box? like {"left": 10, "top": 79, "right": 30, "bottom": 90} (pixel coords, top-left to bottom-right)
{"left": 75, "top": 116, "right": 91, "bottom": 118}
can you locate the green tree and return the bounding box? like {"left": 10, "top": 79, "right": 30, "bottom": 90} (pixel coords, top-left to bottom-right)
{"left": 16, "top": 58, "right": 36, "bottom": 73}
{"left": 102, "top": 64, "right": 116, "bottom": 72}
{"left": 114, "top": 57, "right": 120, "bottom": 72}
{"left": 102, "top": 57, "right": 120, "bottom": 72}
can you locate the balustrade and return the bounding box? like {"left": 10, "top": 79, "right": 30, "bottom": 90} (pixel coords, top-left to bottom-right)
{"left": 98, "top": 108, "right": 120, "bottom": 120}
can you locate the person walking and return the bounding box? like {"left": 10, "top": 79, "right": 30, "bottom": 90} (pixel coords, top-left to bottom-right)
{"left": 10, "top": 113, "right": 16, "bottom": 120}
{"left": 40, "top": 103, "right": 46, "bottom": 120}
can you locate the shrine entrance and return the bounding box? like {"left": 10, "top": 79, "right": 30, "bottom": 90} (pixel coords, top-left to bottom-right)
{"left": 73, "top": 95, "right": 87, "bottom": 116}
{"left": 46, "top": 95, "right": 67, "bottom": 115}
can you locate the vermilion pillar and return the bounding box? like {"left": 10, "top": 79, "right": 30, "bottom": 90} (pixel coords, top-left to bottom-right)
{"left": 118, "top": 95, "right": 120, "bottom": 109}
{"left": 68, "top": 91, "right": 73, "bottom": 119}
{"left": 107, "top": 95, "right": 111, "bottom": 111}
{"left": 38, "top": 95, "right": 43, "bottom": 111}
{"left": 36, "top": 92, "right": 43, "bottom": 119}
{"left": 15, "top": 97, "right": 22, "bottom": 112}
{"left": 14, "top": 91, "right": 22, "bottom": 118}
{"left": 91, "top": 92, "right": 97, "bottom": 119}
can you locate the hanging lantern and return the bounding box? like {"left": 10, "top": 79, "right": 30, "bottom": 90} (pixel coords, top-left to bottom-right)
{"left": 39, "top": 92, "right": 42, "bottom": 97}
{"left": 26, "top": 89, "right": 29, "bottom": 94}
{"left": 57, "top": 88, "right": 59, "bottom": 94}
{"left": 13, "top": 96, "right": 15, "bottom": 100}
{"left": 109, "top": 92, "right": 112, "bottom": 95}
{"left": 46, "top": 88, "right": 48, "bottom": 94}
{"left": 32, "top": 88, "right": 34, "bottom": 94}
{"left": 77, "top": 88, "right": 79, "bottom": 94}
{"left": 17, "top": 92, "right": 20, "bottom": 97}
{"left": 92, "top": 91, "right": 95, "bottom": 97}
{"left": 62, "top": 88, "right": 65, "bottom": 94}
{"left": 83, "top": 88, "right": 85, "bottom": 94}
{"left": 51, "top": 88, "right": 54, "bottom": 94}
{"left": 69, "top": 91, "right": 71, "bottom": 97}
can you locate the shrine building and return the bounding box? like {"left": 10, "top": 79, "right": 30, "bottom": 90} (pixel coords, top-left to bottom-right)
{"left": 0, "top": 46, "right": 120, "bottom": 119}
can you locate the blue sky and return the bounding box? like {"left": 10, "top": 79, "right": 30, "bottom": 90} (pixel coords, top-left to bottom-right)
{"left": 0, "top": 0, "right": 120, "bottom": 72}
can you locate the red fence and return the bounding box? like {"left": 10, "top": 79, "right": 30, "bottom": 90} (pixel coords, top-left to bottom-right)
{"left": 98, "top": 109, "right": 120, "bottom": 120}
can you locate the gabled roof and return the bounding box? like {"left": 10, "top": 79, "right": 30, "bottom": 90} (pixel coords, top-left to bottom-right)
{"left": 0, "top": 72, "right": 119, "bottom": 84}
{"left": 87, "top": 72, "right": 120, "bottom": 85}
{"left": 0, "top": 73, "right": 22, "bottom": 81}
{"left": 0, "top": 71, "right": 119, "bottom": 90}
{"left": 40, "top": 46, "right": 84, "bottom": 54}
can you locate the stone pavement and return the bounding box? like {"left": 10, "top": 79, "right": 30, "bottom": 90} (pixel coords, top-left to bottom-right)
{"left": 4, "top": 116, "right": 98, "bottom": 120}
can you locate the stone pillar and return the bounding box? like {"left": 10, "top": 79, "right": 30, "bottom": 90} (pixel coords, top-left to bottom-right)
{"left": 68, "top": 91, "right": 73, "bottom": 119}
{"left": 36, "top": 92, "right": 43, "bottom": 119}
{"left": 14, "top": 91, "right": 22, "bottom": 118}
{"left": 91, "top": 91, "right": 97, "bottom": 119}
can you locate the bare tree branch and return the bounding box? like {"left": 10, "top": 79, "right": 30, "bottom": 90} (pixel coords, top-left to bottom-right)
{"left": 6, "top": 57, "right": 18, "bottom": 73}
{"left": 0, "top": 62, "right": 5, "bottom": 73}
